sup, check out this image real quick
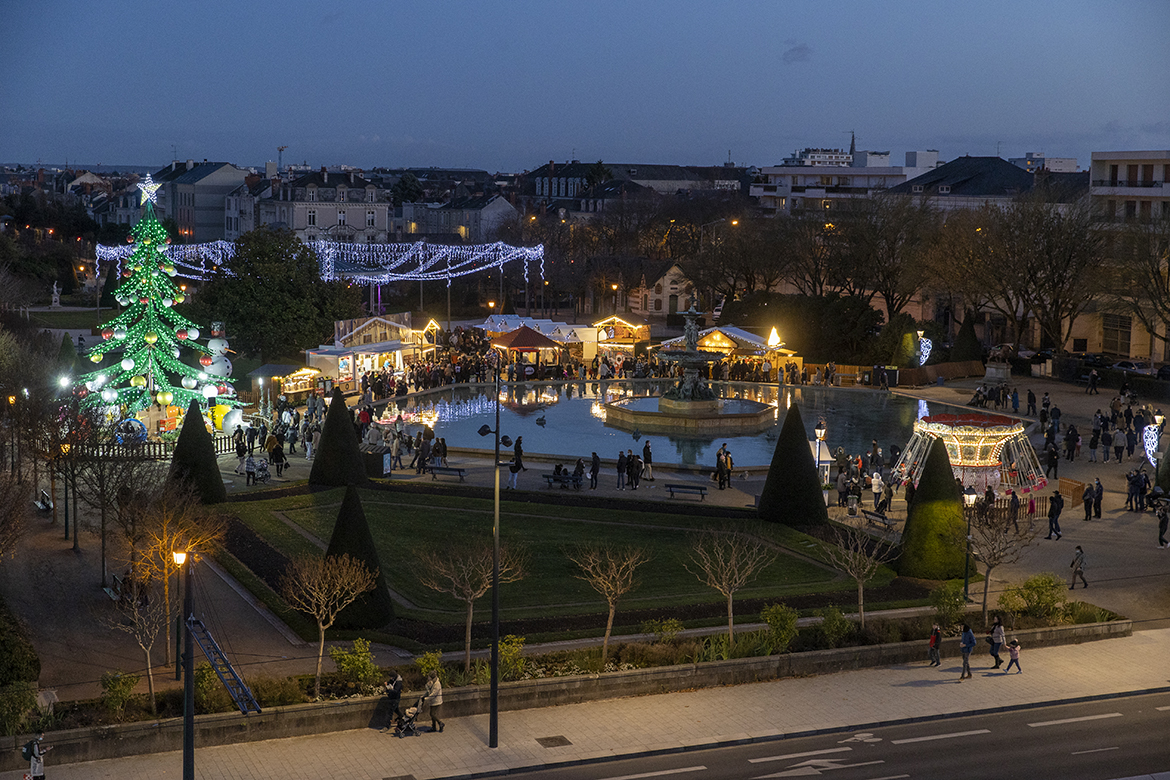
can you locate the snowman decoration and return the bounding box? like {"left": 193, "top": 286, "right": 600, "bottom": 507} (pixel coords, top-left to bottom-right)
{"left": 204, "top": 322, "right": 234, "bottom": 384}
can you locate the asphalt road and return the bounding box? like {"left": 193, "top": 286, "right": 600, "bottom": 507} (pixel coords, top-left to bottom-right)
{"left": 525, "top": 691, "right": 1170, "bottom": 780}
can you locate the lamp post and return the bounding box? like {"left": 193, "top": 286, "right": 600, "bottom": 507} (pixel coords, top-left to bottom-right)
{"left": 611, "top": 283, "right": 619, "bottom": 315}
{"left": 173, "top": 549, "right": 194, "bottom": 780}
{"left": 476, "top": 352, "right": 512, "bottom": 749}
{"left": 814, "top": 418, "right": 827, "bottom": 500}
{"left": 962, "top": 486, "right": 977, "bottom": 601}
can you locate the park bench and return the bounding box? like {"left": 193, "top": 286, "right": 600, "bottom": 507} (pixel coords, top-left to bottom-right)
{"left": 542, "top": 473, "right": 583, "bottom": 490}
{"left": 32, "top": 490, "right": 53, "bottom": 513}
{"left": 665, "top": 483, "right": 708, "bottom": 501}
{"left": 862, "top": 509, "right": 895, "bottom": 531}
{"left": 103, "top": 574, "right": 124, "bottom": 602}
{"left": 427, "top": 466, "right": 467, "bottom": 482}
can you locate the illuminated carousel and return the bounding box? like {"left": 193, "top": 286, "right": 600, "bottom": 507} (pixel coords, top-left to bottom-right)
{"left": 891, "top": 413, "right": 1046, "bottom": 493}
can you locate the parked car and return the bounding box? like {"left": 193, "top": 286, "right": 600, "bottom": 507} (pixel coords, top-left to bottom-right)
{"left": 1156, "top": 365, "right": 1170, "bottom": 382}
{"left": 1112, "top": 360, "right": 1152, "bottom": 375}
{"left": 1072, "top": 352, "right": 1112, "bottom": 369}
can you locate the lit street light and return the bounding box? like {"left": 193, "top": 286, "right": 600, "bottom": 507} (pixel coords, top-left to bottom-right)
{"left": 962, "top": 486, "right": 978, "bottom": 601}
{"left": 173, "top": 548, "right": 195, "bottom": 780}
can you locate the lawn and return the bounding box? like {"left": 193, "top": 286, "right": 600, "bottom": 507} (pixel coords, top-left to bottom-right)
{"left": 229, "top": 488, "right": 843, "bottom": 624}
{"left": 30, "top": 308, "right": 108, "bottom": 330}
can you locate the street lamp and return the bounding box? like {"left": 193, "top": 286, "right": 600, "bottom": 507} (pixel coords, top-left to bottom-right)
{"left": 814, "top": 418, "right": 827, "bottom": 499}
{"left": 476, "top": 352, "right": 512, "bottom": 749}
{"left": 173, "top": 548, "right": 195, "bottom": 780}
{"left": 962, "top": 486, "right": 977, "bottom": 601}
{"left": 611, "top": 283, "right": 619, "bottom": 314}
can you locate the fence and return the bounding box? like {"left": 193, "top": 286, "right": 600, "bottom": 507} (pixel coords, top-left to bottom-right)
{"left": 75, "top": 433, "right": 235, "bottom": 461}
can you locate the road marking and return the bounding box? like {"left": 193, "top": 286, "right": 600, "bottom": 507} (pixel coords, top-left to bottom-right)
{"left": 1072, "top": 746, "right": 1119, "bottom": 755}
{"left": 753, "top": 759, "right": 884, "bottom": 778}
{"left": 1028, "top": 712, "right": 1123, "bottom": 728}
{"left": 838, "top": 732, "right": 882, "bottom": 743}
{"left": 1156, "top": 706, "right": 1170, "bottom": 711}
{"left": 599, "top": 767, "right": 707, "bottom": 780}
{"left": 890, "top": 729, "right": 990, "bottom": 744}
{"left": 750, "top": 747, "right": 851, "bottom": 764}
{"left": 866, "top": 776, "right": 910, "bottom": 780}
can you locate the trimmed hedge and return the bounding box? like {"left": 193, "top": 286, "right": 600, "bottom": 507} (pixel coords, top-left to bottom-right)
{"left": 326, "top": 485, "right": 394, "bottom": 629}
{"left": 897, "top": 440, "right": 968, "bottom": 580}
{"left": 758, "top": 403, "right": 828, "bottom": 526}
{"left": 309, "top": 392, "right": 368, "bottom": 487}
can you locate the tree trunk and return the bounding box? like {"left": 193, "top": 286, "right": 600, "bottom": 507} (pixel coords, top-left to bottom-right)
{"left": 464, "top": 600, "right": 474, "bottom": 672}
{"left": 982, "top": 567, "right": 994, "bottom": 626}
{"left": 314, "top": 623, "right": 326, "bottom": 699}
{"left": 142, "top": 646, "right": 157, "bottom": 715}
{"left": 100, "top": 503, "right": 108, "bottom": 588}
{"left": 163, "top": 563, "right": 172, "bottom": 665}
{"left": 857, "top": 580, "right": 866, "bottom": 630}
{"left": 602, "top": 602, "right": 615, "bottom": 663}
{"left": 726, "top": 593, "right": 735, "bottom": 647}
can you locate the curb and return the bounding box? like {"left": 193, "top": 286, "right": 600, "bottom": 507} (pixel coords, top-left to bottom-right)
{"left": 442, "top": 685, "right": 1170, "bottom": 780}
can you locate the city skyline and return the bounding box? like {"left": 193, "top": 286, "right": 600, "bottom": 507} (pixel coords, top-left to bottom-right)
{"left": 2, "top": 0, "right": 1168, "bottom": 173}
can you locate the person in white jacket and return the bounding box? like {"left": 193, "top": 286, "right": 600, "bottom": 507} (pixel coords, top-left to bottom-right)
{"left": 424, "top": 671, "right": 445, "bottom": 733}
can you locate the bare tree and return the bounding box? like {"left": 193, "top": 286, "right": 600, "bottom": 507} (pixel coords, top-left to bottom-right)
{"left": 1101, "top": 212, "right": 1170, "bottom": 351}
{"left": 280, "top": 554, "right": 378, "bottom": 698}
{"left": 416, "top": 542, "right": 527, "bottom": 671}
{"left": 0, "top": 473, "right": 29, "bottom": 560}
{"left": 103, "top": 577, "right": 169, "bottom": 714}
{"left": 684, "top": 529, "right": 777, "bottom": 646}
{"left": 823, "top": 523, "right": 896, "bottom": 630}
{"left": 566, "top": 544, "right": 651, "bottom": 663}
{"left": 957, "top": 499, "right": 1041, "bottom": 625}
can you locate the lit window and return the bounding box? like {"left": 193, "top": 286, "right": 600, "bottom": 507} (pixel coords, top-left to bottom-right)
{"left": 338, "top": 188, "right": 346, "bottom": 202}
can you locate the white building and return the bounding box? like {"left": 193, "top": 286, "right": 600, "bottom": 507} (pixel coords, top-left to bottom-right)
{"left": 1009, "top": 152, "right": 1079, "bottom": 173}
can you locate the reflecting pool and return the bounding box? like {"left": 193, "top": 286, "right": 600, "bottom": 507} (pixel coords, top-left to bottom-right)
{"left": 378, "top": 381, "right": 925, "bottom": 468}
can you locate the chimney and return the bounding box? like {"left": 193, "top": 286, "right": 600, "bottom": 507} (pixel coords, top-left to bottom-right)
{"left": 186, "top": 159, "right": 194, "bottom": 171}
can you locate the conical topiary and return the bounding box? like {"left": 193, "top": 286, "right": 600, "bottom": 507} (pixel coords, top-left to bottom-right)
{"left": 309, "top": 391, "right": 367, "bottom": 486}
{"left": 891, "top": 331, "right": 918, "bottom": 367}
{"left": 169, "top": 399, "right": 227, "bottom": 504}
{"left": 896, "top": 439, "right": 967, "bottom": 579}
{"left": 57, "top": 333, "right": 78, "bottom": 374}
{"left": 950, "top": 312, "right": 984, "bottom": 362}
{"left": 326, "top": 485, "right": 394, "bottom": 629}
{"left": 99, "top": 261, "right": 119, "bottom": 309}
{"left": 758, "top": 403, "right": 829, "bottom": 525}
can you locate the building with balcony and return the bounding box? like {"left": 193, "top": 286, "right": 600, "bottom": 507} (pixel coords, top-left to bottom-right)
{"left": 1090, "top": 150, "right": 1170, "bottom": 223}
{"left": 751, "top": 150, "right": 940, "bottom": 216}
{"left": 1009, "top": 152, "right": 1079, "bottom": 173}
{"left": 152, "top": 160, "right": 249, "bottom": 242}
{"left": 257, "top": 169, "right": 392, "bottom": 243}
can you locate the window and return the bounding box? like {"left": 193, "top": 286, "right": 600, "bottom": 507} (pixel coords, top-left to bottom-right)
{"left": 837, "top": 177, "right": 850, "bottom": 186}
{"left": 912, "top": 185, "right": 924, "bottom": 193}
{"left": 1102, "top": 313, "right": 1132, "bottom": 357}
{"left": 654, "top": 299, "right": 662, "bottom": 311}
{"left": 819, "top": 176, "right": 832, "bottom": 186}
{"left": 337, "top": 210, "right": 346, "bottom": 226}
{"left": 307, "top": 188, "right": 317, "bottom": 202}
{"left": 307, "top": 210, "right": 316, "bottom": 226}
{"left": 1072, "top": 338, "right": 1088, "bottom": 353}
{"left": 367, "top": 189, "right": 375, "bottom": 203}
{"left": 367, "top": 210, "right": 376, "bottom": 227}
{"left": 822, "top": 200, "right": 832, "bottom": 209}
{"left": 938, "top": 185, "right": 951, "bottom": 194}
{"left": 338, "top": 188, "right": 346, "bottom": 202}
{"left": 225, "top": 216, "right": 231, "bottom": 231}
{"left": 655, "top": 283, "right": 662, "bottom": 295}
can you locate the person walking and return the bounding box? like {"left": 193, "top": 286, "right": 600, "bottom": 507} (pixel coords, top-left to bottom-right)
{"left": 871, "top": 471, "right": 884, "bottom": 510}
{"left": 958, "top": 623, "right": 975, "bottom": 680}
{"left": 1087, "top": 368, "right": 1100, "bottom": 394}
{"left": 245, "top": 454, "right": 256, "bottom": 486}
{"left": 928, "top": 624, "right": 942, "bottom": 667}
{"left": 26, "top": 731, "right": 50, "bottom": 780}
{"left": 1102, "top": 428, "right": 1114, "bottom": 463}
{"left": 1088, "top": 427, "right": 1099, "bottom": 462}
{"left": 423, "top": 671, "right": 445, "bottom": 733}
{"left": 246, "top": 424, "right": 258, "bottom": 455}
{"left": 1004, "top": 639, "right": 1022, "bottom": 674}
{"left": 1093, "top": 478, "right": 1103, "bottom": 519}
{"left": 642, "top": 440, "right": 654, "bottom": 481}
{"left": 616, "top": 450, "right": 627, "bottom": 490}
{"left": 1046, "top": 489, "right": 1063, "bottom": 540}
{"left": 235, "top": 438, "right": 248, "bottom": 475}
{"left": 1082, "top": 482, "right": 1094, "bottom": 521}
{"left": 627, "top": 450, "right": 641, "bottom": 490}
{"left": 1070, "top": 545, "right": 1088, "bottom": 589}
{"left": 383, "top": 673, "right": 404, "bottom": 733}
{"left": 988, "top": 616, "right": 1005, "bottom": 669}
{"left": 1026, "top": 389, "right": 1037, "bottom": 416}
{"left": 1045, "top": 443, "right": 1059, "bottom": 479}
{"left": 589, "top": 452, "right": 600, "bottom": 490}
{"left": 1008, "top": 489, "right": 1021, "bottom": 533}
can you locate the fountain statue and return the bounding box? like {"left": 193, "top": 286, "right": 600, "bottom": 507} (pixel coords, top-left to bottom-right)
{"left": 658, "top": 305, "right": 720, "bottom": 405}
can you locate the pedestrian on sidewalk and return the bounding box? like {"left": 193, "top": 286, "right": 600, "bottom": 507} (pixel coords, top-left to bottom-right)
{"left": 642, "top": 440, "right": 654, "bottom": 481}
{"left": 958, "top": 623, "right": 975, "bottom": 680}
{"left": 1011, "top": 388, "right": 1019, "bottom": 413}
{"left": 26, "top": 731, "right": 50, "bottom": 780}
{"left": 382, "top": 673, "right": 404, "bottom": 733}
{"left": 1089, "top": 428, "right": 1099, "bottom": 462}
{"left": 589, "top": 452, "right": 600, "bottom": 489}
{"left": 1070, "top": 545, "right": 1088, "bottom": 589}
{"left": 988, "top": 616, "right": 1005, "bottom": 668}
{"left": 1046, "top": 489, "right": 1063, "bottom": 540}
{"left": 1026, "top": 389, "right": 1037, "bottom": 416}
{"left": 1008, "top": 489, "right": 1020, "bottom": 532}
{"left": 245, "top": 454, "right": 256, "bottom": 486}
{"left": 246, "top": 424, "right": 257, "bottom": 455}
{"left": 1082, "top": 482, "right": 1094, "bottom": 521}
{"left": 1087, "top": 368, "right": 1100, "bottom": 394}
{"left": 616, "top": 450, "right": 627, "bottom": 490}
{"left": 1093, "top": 478, "right": 1103, "bottom": 518}
{"left": 1004, "top": 639, "right": 1022, "bottom": 673}
{"left": 928, "top": 624, "right": 942, "bottom": 667}
{"left": 423, "top": 671, "right": 445, "bottom": 733}
{"left": 235, "top": 438, "right": 247, "bottom": 475}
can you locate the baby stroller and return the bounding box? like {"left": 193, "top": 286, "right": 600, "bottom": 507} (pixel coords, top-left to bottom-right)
{"left": 397, "top": 696, "right": 424, "bottom": 737}
{"left": 254, "top": 459, "right": 272, "bottom": 485}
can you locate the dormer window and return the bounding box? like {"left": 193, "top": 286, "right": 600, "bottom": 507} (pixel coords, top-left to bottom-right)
{"left": 938, "top": 185, "right": 951, "bottom": 194}
{"left": 912, "top": 185, "right": 924, "bottom": 193}
{"left": 307, "top": 188, "right": 317, "bottom": 202}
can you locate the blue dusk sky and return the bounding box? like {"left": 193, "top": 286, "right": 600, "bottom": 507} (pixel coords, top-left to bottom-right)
{"left": 2, "top": 0, "right": 1167, "bottom": 173}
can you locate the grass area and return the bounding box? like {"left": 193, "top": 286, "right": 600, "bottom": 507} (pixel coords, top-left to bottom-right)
{"left": 229, "top": 488, "right": 841, "bottom": 624}
{"left": 30, "top": 308, "right": 107, "bottom": 330}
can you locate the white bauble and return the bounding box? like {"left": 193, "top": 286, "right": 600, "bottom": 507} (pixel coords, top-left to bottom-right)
{"left": 187, "top": 328, "right": 200, "bottom": 340}
{"left": 181, "top": 376, "right": 198, "bottom": 390}
{"left": 222, "top": 408, "right": 244, "bottom": 432}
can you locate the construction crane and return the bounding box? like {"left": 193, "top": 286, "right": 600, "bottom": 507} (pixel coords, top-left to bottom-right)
{"left": 277, "top": 146, "right": 288, "bottom": 173}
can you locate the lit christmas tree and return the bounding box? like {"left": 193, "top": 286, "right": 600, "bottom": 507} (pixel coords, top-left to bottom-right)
{"left": 79, "top": 175, "right": 236, "bottom": 413}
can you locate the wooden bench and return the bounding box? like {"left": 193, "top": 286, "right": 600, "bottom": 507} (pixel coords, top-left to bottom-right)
{"left": 103, "top": 574, "right": 124, "bottom": 602}
{"left": 33, "top": 490, "right": 53, "bottom": 513}
{"left": 427, "top": 466, "right": 467, "bottom": 482}
{"left": 665, "top": 483, "right": 708, "bottom": 501}
{"left": 542, "top": 473, "right": 583, "bottom": 490}
{"left": 862, "top": 509, "right": 895, "bottom": 530}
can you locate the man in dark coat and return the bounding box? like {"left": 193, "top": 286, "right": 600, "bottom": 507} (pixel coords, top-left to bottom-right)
{"left": 1047, "top": 489, "right": 1064, "bottom": 540}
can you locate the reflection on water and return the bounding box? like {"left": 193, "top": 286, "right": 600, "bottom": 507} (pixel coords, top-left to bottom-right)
{"left": 378, "top": 381, "right": 920, "bottom": 467}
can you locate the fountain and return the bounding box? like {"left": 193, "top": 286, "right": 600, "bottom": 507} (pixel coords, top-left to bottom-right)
{"left": 601, "top": 306, "right": 775, "bottom": 434}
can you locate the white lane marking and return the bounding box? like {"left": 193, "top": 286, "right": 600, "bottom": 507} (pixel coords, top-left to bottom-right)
{"left": 603, "top": 767, "right": 702, "bottom": 780}
{"left": 750, "top": 747, "right": 852, "bottom": 764}
{"left": 866, "top": 776, "right": 911, "bottom": 780}
{"left": 752, "top": 759, "right": 884, "bottom": 778}
{"left": 838, "top": 732, "right": 882, "bottom": 743}
{"left": 1156, "top": 705, "right": 1170, "bottom": 711}
{"left": 1028, "top": 712, "right": 1123, "bottom": 728}
{"left": 599, "top": 767, "right": 707, "bottom": 780}
{"left": 1071, "top": 746, "right": 1119, "bottom": 755}
{"left": 890, "top": 728, "right": 990, "bottom": 744}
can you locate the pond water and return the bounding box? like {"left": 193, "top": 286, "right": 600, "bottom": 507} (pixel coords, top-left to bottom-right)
{"left": 378, "top": 381, "right": 927, "bottom": 468}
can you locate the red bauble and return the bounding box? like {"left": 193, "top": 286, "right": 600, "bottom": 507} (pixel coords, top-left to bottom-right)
{"left": 126, "top": 234, "right": 134, "bottom": 243}
{"left": 122, "top": 270, "right": 133, "bottom": 278}
{"left": 199, "top": 355, "right": 213, "bottom": 367}
{"left": 101, "top": 327, "right": 114, "bottom": 340}
{"left": 75, "top": 387, "right": 88, "bottom": 398}
{"left": 176, "top": 330, "right": 188, "bottom": 341}
{"left": 139, "top": 297, "right": 149, "bottom": 304}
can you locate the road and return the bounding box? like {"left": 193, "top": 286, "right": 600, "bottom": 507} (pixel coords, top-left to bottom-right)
{"left": 527, "top": 692, "right": 1170, "bottom": 780}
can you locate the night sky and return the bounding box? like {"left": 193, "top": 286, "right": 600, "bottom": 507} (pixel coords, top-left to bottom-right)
{"left": 2, "top": 0, "right": 1167, "bottom": 172}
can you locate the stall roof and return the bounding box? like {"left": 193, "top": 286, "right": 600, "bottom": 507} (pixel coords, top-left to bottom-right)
{"left": 660, "top": 324, "right": 794, "bottom": 355}
{"left": 247, "top": 363, "right": 304, "bottom": 378}
{"left": 492, "top": 325, "right": 565, "bottom": 351}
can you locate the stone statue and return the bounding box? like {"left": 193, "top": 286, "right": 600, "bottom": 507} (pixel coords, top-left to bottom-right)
{"left": 50, "top": 281, "right": 61, "bottom": 308}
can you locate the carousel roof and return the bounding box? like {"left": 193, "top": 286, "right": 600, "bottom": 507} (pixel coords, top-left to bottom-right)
{"left": 492, "top": 325, "right": 565, "bottom": 351}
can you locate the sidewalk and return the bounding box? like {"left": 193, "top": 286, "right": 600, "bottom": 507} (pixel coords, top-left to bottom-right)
{"left": 8, "top": 626, "right": 1170, "bottom": 780}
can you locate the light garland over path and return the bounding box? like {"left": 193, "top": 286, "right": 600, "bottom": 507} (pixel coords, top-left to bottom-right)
{"left": 96, "top": 238, "right": 546, "bottom": 286}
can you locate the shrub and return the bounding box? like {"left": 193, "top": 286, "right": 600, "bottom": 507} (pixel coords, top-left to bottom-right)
{"left": 100, "top": 670, "right": 140, "bottom": 719}
{"left": 997, "top": 587, "right": 1026, "bottom": 629}
{"left": 329, "top": 638, "right": 380, "bottom": 693}
{"left": 0, "top": 602, "right": 41, "bottom": 687}
{"left": 817, "top": 606, "right": 853, "bottom": 649}
{"left": 1065, "top": 601, "right": 1116, "bottom": 625}
{"left": 500, "top": 635, "right": 526, "bottom": 682}
{"left": 415, "top": 650, "right": 444, "bottom": 683}
{"left": 1016, "top": 573, "right": 1067, "bottom": 620}
{"left": 640, "top": 618, "right": 685, "bottom": 644}
{"left": 897, "top": 442, "right": 967, "bottom": 579}
{"left": 930, "top": 581, "right": 966, "bottom": 629}
{"left": 760, "top": 603, "right": 800, "bottom": 652}
{"left": 0, "top": 682, "right": 36, "bottom": 736}
{"left": 249, "top": 675, "right": 306, "bottom": 707}
{"left": 860, "top": 619, "right": 903, "bottom": 645}
{"left": 194, "top": 663, "right": 233, "bottom": 714}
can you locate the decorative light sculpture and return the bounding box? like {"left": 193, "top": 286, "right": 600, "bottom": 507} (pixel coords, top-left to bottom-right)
{"left": 890, "top": 413, "right": 1045, "bottom": 493}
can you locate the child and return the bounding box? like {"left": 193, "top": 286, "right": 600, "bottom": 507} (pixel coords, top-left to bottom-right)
{"left": 927, "top": 624, "right": 941, "bottom": 667}
{"left": 1004, "top": 639, "right": 1022, "bottom": 673}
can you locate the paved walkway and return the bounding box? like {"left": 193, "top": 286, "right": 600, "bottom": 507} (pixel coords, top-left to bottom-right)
{"left": 8, "top": 627, "right": 1170, "bottom": 780}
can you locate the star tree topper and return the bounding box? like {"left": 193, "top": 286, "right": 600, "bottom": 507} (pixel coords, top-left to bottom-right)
{"left": 137, "top": 173, "right": 161, "bottom": 205}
